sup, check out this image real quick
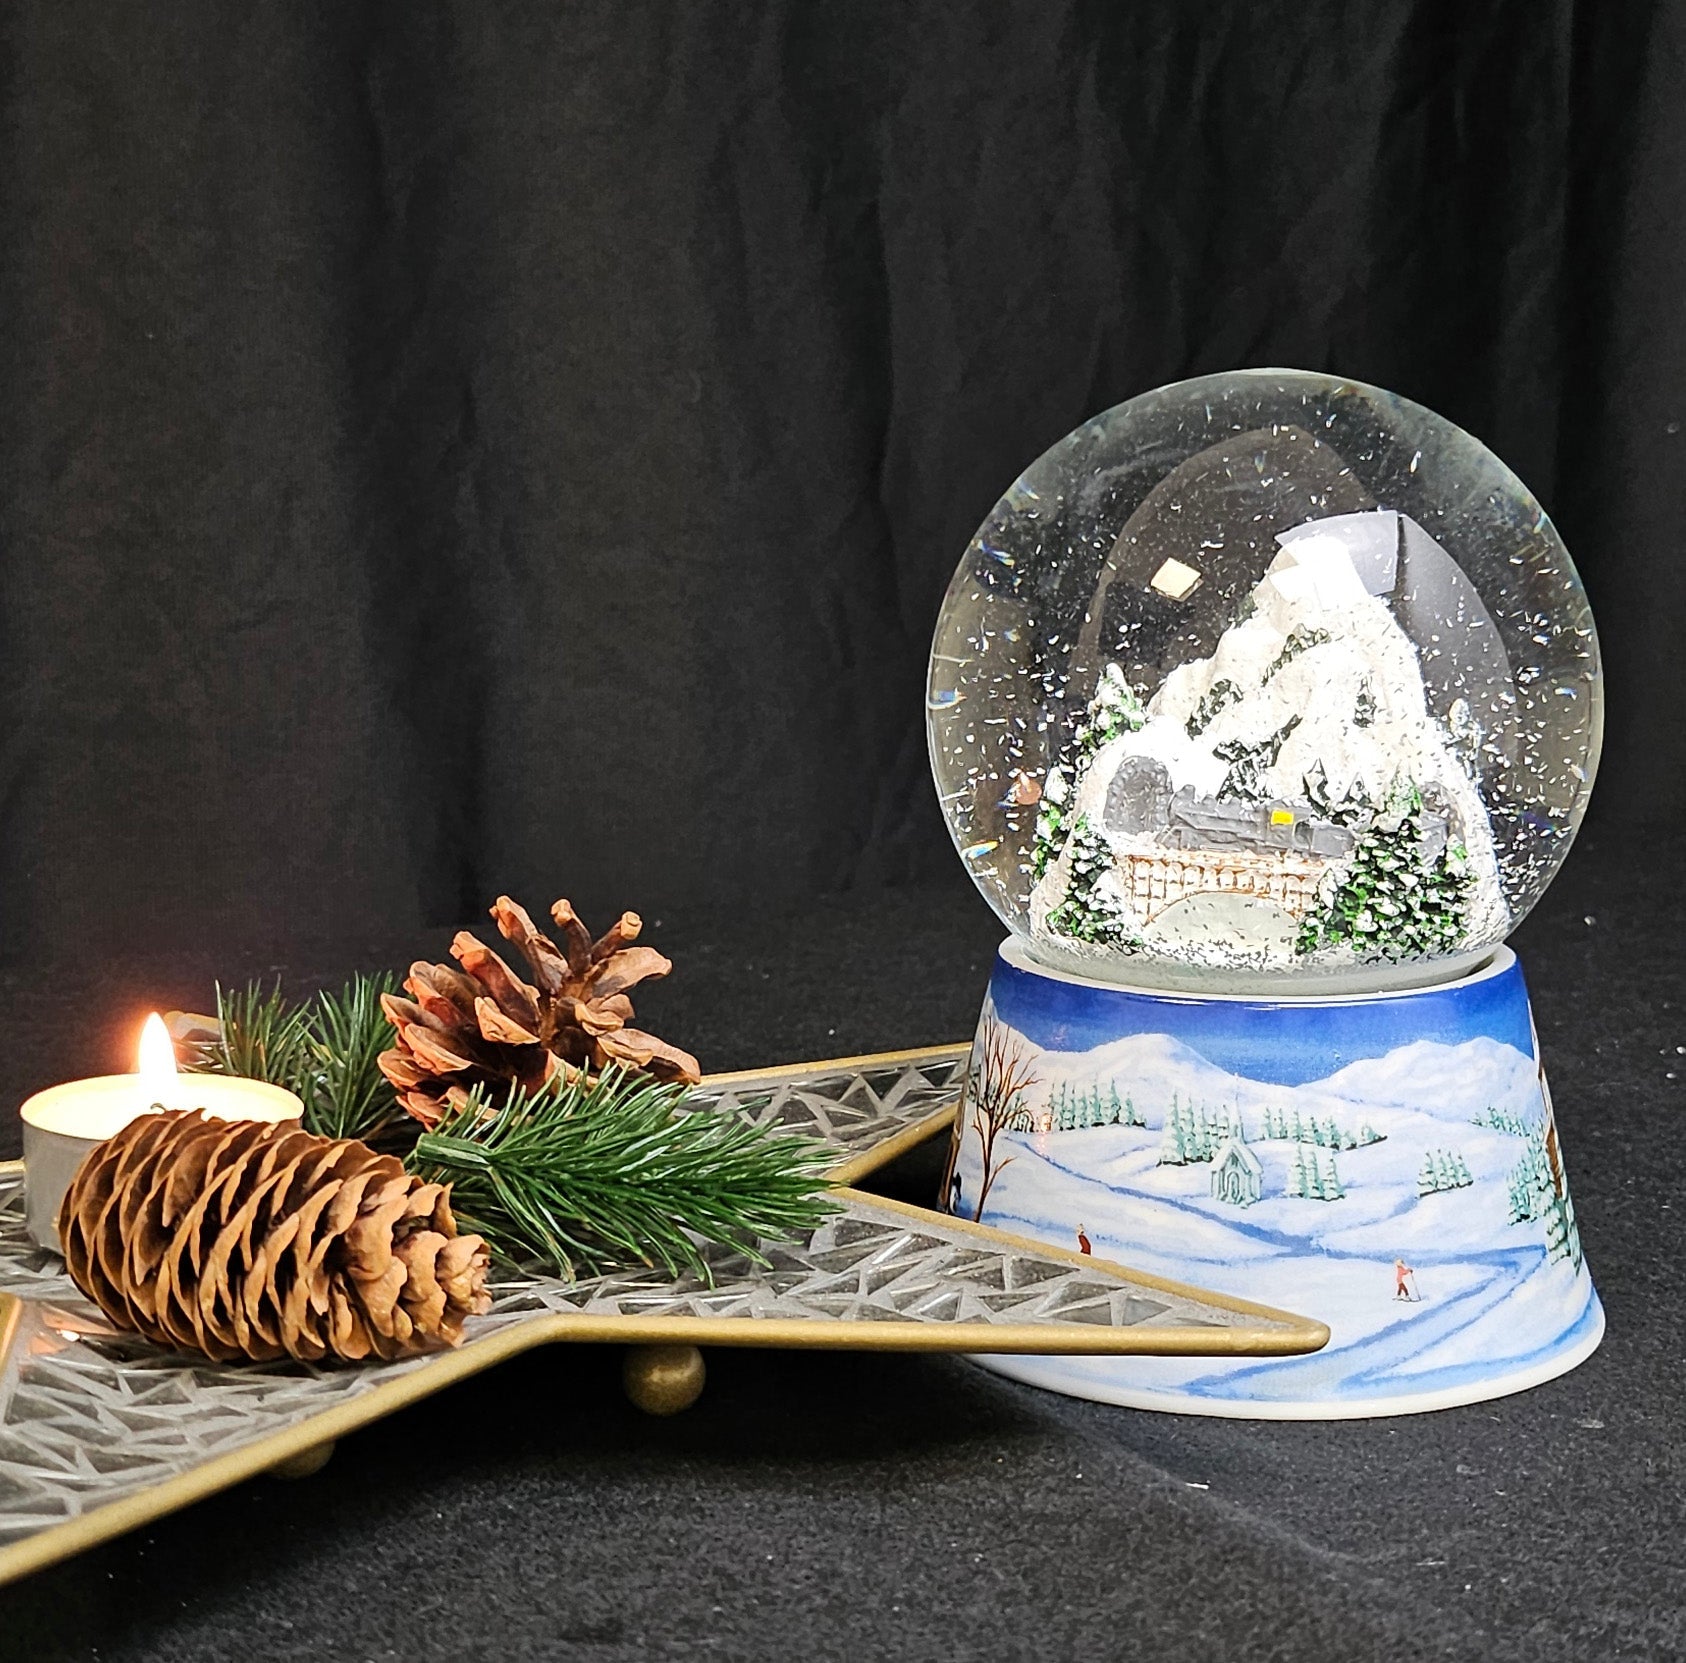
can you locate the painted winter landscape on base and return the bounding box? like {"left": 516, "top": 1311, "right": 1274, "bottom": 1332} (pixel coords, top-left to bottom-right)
{"left": 946, "top": 953, "right": 1600, "bottom": 1412}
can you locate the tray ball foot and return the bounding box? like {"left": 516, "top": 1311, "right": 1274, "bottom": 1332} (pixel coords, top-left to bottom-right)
{"left": 267, "top": 1440, "right": 336, "bottom": 1480}
{"left": 622, "top": 1344, "right": 706, "bottom": 1415}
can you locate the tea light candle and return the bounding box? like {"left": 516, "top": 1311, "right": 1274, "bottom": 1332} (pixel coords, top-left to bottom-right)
{"left": 20, "top": 1013, "right": 303, "bottom": 1253}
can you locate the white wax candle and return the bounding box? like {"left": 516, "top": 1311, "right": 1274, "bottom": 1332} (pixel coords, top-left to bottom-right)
{"left": 19, "top": 1071, "right": 303, "bottom": 1140}
{"left": 19, "top": 1012, "right": 304, "bottom": 1252}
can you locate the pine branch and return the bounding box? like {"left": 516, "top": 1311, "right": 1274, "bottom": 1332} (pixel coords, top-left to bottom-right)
{"left": 305, "top": 974, "right": 405, "bottom": 1142}
{"left": 202, "top": 982, "right": 314, "bottom": 1089}
{"left": 199, "top": 975, "right": 406, "bottom": 1145}
{"left": 408, "top": 1069, "right": 838, "bottom": 1281}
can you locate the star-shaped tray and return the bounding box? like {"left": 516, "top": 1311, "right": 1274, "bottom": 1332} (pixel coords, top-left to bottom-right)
{"left": 0, "top": 1045, "right": 1326, "bottom": 1584}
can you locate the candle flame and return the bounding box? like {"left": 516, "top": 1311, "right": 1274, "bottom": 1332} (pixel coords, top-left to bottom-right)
{"left": 137, "top": 1013, "right": 178, "bottom": 1092}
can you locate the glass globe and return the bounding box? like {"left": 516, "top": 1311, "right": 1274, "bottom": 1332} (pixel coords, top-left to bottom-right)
{"left": 928, "top": 369, "right": 1602, "bottom": 992}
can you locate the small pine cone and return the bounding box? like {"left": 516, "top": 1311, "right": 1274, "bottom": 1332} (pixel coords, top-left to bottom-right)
{"left": 59, "top": 1111, "right": 491, "bottom": 1364}
{"left": 378, "top": 895, "right": 701, "bottom": 1126}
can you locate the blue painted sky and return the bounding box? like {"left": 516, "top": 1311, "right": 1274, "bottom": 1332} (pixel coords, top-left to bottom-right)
{"left": 992, "top": 953, "right": 1536, "bottom": 1086}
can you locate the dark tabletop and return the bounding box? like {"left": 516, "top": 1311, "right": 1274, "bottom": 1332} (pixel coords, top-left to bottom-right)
{"left": 1, "top": 826, "right": 1681, "bottom": 1662}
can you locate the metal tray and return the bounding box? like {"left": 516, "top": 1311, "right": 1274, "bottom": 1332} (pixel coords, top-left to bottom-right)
{"left": 0, "top": 1046, "right": 1326, "bottom": 1584}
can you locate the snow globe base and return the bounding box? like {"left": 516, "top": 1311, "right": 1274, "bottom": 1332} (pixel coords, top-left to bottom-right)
{"left": 943, "top": 940, "right": 1603, "bottom": 1419}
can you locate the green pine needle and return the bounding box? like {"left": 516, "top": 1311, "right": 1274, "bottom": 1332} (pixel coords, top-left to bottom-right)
{"left": 304, "top": 974, "right": 405, "bottom": 1141}
{"left": 409, "top": 1069, "right": 839, "bottom": 1282}
{"left": 199, "top": 974, "right": 405, "bottom": 1145}
{"left": 205, "top": 981, "right": 313, "bottom": 1089}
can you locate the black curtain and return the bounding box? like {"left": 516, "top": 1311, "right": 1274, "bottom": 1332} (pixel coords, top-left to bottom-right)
{"left": 0, "top": 1, "right": 1679, "bottom": 963}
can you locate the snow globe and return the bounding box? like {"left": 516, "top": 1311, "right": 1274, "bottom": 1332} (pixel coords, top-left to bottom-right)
{"left": 932, "top": 369, "right": 1603, "bottom": 1416}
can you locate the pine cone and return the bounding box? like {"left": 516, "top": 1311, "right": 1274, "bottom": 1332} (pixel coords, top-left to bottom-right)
{"left": 378, "top": 895, "right": 701, "bottom": 1127}
{"left": 60, "top": 1111, "right": 491, "bottom": 1364}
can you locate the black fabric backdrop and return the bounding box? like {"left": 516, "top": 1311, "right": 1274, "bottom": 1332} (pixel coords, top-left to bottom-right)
{"left": 2, "top": 11, "right": 1686, "bottom": 1658}
{"left": 0, "top": 1, "right": 1682, "bottom": 965}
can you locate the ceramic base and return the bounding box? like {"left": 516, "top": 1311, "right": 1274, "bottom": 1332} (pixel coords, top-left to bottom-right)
{"left": 946, "top": 940, "right": 1603, "bottom": 1419}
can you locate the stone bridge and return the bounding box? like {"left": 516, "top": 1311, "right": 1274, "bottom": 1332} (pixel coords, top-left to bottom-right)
{"left": 1118, "top": 847, "right": 1328, "bottom": 924}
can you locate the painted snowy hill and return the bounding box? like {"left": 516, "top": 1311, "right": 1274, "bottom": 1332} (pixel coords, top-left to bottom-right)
{"left": 1320, "top": 1037, "right": 1542, "bottom": 1120}
{"left": 953, "top": 1019, "right": 1598, "bottom": 1411}
{"left": 1019, "top": 1029, "right": 1541, "bottom": 1133}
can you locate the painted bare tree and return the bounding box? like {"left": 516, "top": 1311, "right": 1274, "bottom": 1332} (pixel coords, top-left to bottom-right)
{"left": 963, "top": 1015, "right": 1039, "bottom": 1223}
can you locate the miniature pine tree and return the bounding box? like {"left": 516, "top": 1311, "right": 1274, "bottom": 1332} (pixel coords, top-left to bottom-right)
{"left": 1109, "top": 1084, "right": 1123, "bottom": 1127}
{"left": 1546, "top": 1192, "right": 1567, "bottom": 1259}
{"left": 1030, "top": 766, "right": 1072, "bottom": 881}
{"left": 1510, "top": 1170, "right": 1529, "bottom": 1216}
{"left": 1320, "top": 1150, "right": 1344, "bottom": 1200}
{"left": 1289, "top": 1145, "right": 1308, "bottom": 1198}
{"left": 1296, "top": 782, "right": 1475, "bottom": 959}
{"left": 1544, "top": 1186, "right": 1583, "bottom": 1269}
{"left": 1046, "top": 816, "right": 1138, "bottom": 947}
{"left": 1073, "top": 663, "right": 1146, "bottom": 761}
{"left": 1158, "top": 1100, "right": 1185, "bottom": 1165}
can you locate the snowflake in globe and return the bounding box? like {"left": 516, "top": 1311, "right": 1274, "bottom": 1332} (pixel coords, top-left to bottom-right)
{"left": 928, "top": 370, "right": 1602, "bottom": 991}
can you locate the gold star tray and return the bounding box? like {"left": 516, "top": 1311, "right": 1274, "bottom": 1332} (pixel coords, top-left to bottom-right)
{"left": 0, "top": 1045, "right": 1326, "bottom": 1586}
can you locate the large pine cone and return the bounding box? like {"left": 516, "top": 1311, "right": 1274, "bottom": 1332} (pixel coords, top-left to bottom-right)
{"left": 60, "top": 1111, "right": 491, "bottom": 1364}
{"left": 378, "top": 895, "right": 701, "bottom": 1127}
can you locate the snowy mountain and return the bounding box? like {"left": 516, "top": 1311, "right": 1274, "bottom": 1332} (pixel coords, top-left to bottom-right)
{"left": 1028, "top": 522, "right": 1510, "bottom": 971}
{"left": 1319, "top": 1037, "right": 1541, "bottom": 1120}
{"left": 997, "top": 1022, "right": 1540, "bottom": 1132}
{"left": 1025, "top": 1029, "right": 1247, "bottom": 1106}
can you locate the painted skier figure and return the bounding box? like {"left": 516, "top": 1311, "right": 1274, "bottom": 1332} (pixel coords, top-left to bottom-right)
{"left": 1077, "top": 1225, "right": 1092, "bottom": 1255}
{"left": 1394, "top": 1259, "right": 1419, "bottom": 1302}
